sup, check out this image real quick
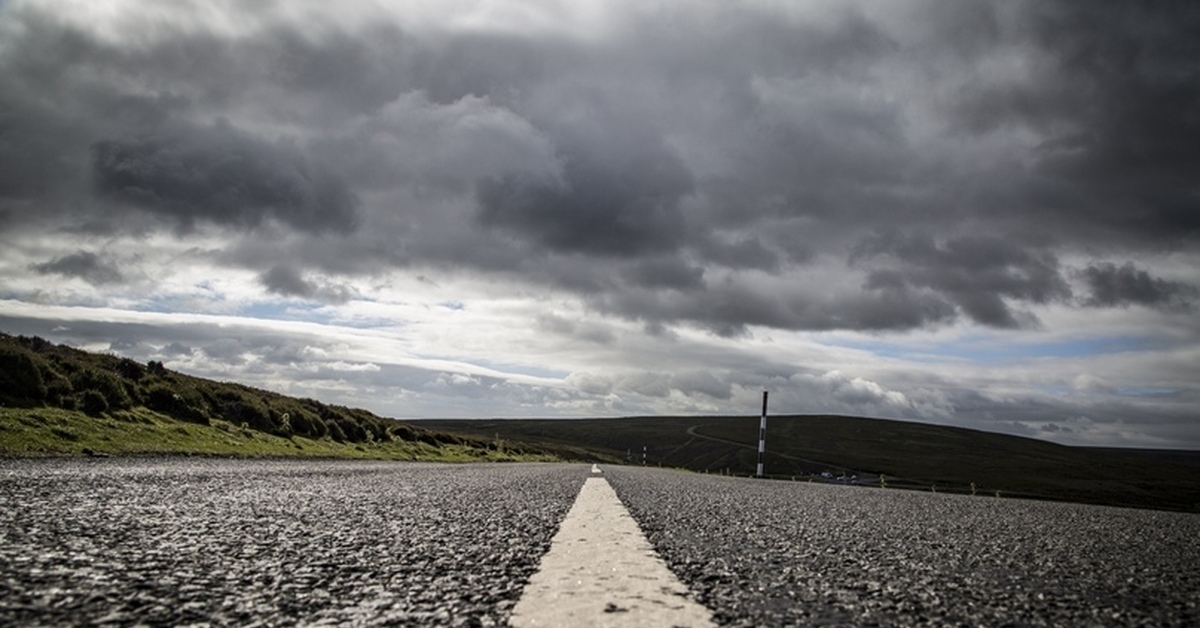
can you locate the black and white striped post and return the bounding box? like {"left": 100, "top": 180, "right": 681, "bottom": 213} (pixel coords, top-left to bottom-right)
{"left": 756, "top": 390, "right": 768, "bottom": 478}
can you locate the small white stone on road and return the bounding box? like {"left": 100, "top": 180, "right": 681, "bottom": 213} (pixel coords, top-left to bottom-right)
{"left": 510, "top": 474, "right": 715, "bottom": 627}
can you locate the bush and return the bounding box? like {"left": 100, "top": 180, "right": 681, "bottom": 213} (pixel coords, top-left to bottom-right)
{"left": 326, "top": 421, "right": 347, "bottom": 442}
{"left": 145, "top": 384, "right": 210, "bottom": 424}
{"left": 44, "top": 375, "right": 75, "bottom": 407}
{"left": 70, "top": 368, "right": 133, "bottom": 412}
{"left": 221, "top": 394, "right": 272, "bottom": 432}
{"left": 116, "top": 358, "right": 146, "bottom": 381}
{"left": 79, "top": 389, "right": 109, "bottom": 416}
{"left": 390, "top": 423, "right": 416, "bottom": 442}
{"left": 0, "top": 345, "right": 51, "bottom": 404}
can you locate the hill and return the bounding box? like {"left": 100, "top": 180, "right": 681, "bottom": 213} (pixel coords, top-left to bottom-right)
{"left": 0, "top": 332, "right": 595, "bottom": 462}
{"left": 416, "top": 416, "right": 1200, "bottom": 513}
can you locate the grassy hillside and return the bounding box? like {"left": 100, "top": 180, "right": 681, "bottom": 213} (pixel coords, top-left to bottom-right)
{"left": 0, "top": 406, "right": 555, "bottom": 461}
{"left": 417, "top": 416, "right": 1200, "bottom": 513}
{"left": 0, "top": 332, "right": 593, "bottom": 462}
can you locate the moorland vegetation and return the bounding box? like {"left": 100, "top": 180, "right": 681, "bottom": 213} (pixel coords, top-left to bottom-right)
{"left": 0, "top": 332, "right": 597, "bottom": 461}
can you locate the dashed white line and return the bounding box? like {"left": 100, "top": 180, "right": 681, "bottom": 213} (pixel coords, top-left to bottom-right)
{"left": 509, "top": 468, "right": 715, "bottom": 627}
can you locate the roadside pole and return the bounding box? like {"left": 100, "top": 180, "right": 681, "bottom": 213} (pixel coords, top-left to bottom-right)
{"left": 756, "top": 391, "right": 768, "bottom": 478}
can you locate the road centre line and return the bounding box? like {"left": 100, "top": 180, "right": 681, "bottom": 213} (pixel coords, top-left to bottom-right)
{"left": 509, "top": 467, "right": 715, "bottom": 627}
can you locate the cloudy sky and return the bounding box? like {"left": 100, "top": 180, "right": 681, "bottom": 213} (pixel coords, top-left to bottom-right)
{"left": 2, "top": 0, "right": 1198, "bottom": 448}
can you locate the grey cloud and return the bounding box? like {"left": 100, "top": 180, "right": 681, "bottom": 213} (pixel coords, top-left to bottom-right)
{"left": 590, "top": 275, "right": 960, "bottom": 338}
{"left": 475, "top": 115, "right": 694, "bottom": 257}
{"left": 694, "top": 235, "right": 783, "bottom": 273}
{"left": 1, "top": 0, "right": 1198, "bottom": 368}
{"left": 1079, "top": 262, "right": 1197, "bottom": 310}
{"left": 622, "top": 372, "right": 672, "bottom": 399}
{"left": 535, "top": 313, "right": 616, "bottom": 346}
{"left": 200, "top": 338, "right": 250, "bottom": 365}
{"left": 162, "top": 342, "right": 194, "bottom": 357}
{"left": 259, "top": 265, "right": 357, "bottom": 305}
{"left": 852, "top": 232, "right": 1071, "bottom": 328}
{"left": 669, "top": 370, "right": 732, "bottom": 400}
{"left": 30, "top": 251, "right": 124, "bottom": 285}
{"left": 949, "top": 2, "right": 1200, "bottom": 246}
{"left": 621, "top": 257, "right": 705, "bottom": 291}
{"left": 588, "top": 225, "right": 1081, "bottom": 334}
{"left": 92, "top": 121, "right": 360, "bottom": 234}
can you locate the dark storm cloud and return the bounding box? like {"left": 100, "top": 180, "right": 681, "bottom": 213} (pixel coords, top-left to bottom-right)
{"left": 852, "top": 232, "right": 1071, "bottom": 328}
{"left": 588, "top": 275, "right": 962, "bottom": 338}
{"left": 693, "top": 236, "right": 784, "bottom": 274}
{"left": 621, "top": 257, "right": 705, "bottom": 292}
{"left": 92, "top": 121, "right": 359, "bottom": 234}
{"left": 1, "top": 0, "right": 1198, "bottom": 341}
{"left": 475, "top": 118, "right": 694, "bottom": 257}
{"left": 29, "top": 251, "right": 123, "bottom": 285}
{"left": 1079, "top": 262, "right": 1197, "bottom": 311}
{"left": 950, "top": 2, "right": 1200, "bottom": 246}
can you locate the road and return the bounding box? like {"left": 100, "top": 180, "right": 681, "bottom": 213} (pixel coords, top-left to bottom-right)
{"left": 604, "top": 465, "right": 1200, "bottom": 626}
{"left": 0, "top": 459, "right": 586, "bottom": 626}
{"left": 3, "top": 459, "right": 1198, "bottom": 626}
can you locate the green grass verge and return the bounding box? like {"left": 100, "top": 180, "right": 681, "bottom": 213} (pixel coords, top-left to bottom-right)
{"left": 0, "top": 407, "right": 560, "bottom": 463}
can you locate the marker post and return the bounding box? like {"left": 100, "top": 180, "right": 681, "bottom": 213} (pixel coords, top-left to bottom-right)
{"left": 756, "top": 391, "right": 768, "bottom": 478}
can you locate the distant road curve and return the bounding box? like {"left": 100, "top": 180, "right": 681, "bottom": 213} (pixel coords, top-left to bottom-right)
{"left": 684, "top": 423, "right": 856, "bottom": 472}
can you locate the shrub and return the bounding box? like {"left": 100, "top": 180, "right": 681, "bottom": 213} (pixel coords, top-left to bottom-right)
{"left": 44, "top": 375, "right": 74, "bottom": 407}
{"left": 220, "top": 393, "right": 272, "bottom": 432}
{"left": 0, "top": 345, "right": 47, "bottom": 405}
{"left": 70, "top": 368, "right": 132, "bottom": 412}
{"left": 145, "top": 384, "right": 210, "bottom": 425}
{"left": 390, "top": 423, "right": 416, "bottom": 442}
{"left": 326, "top": 421, "right": 347, "bottom": 442}
{"left": 116, "top": 358, "right": 146, "bottom": 381}
{"left": 79, "top": 389, "right": 109, "bottom": 416}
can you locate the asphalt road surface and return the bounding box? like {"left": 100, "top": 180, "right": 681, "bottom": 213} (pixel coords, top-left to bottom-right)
{"left": 3, "top": 459, "right": 1198, "bottom": 626}
{"left": 604, "top": 465, "right": 1200, "bottom": 627}
{"left": 1, "top": 459, "right": 586, "bottom": 626}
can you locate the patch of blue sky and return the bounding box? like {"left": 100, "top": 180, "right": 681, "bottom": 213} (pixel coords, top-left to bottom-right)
{"left": 235, "top": 301, "right": 361, "bottom": 326}
{"left": 820, "top": 334, "right": 1160, "bottom": 365}
{"left": 227, "top": 301, "right": 398, "bottom": 329}
{"left": 134, "top": 294, "right": 221, "bottom": 314}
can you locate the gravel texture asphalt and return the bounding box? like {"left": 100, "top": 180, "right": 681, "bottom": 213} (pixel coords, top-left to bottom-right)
{"left": 6, "top": 459, "right": 1199, "bottom": 627}
{"left": 0, "top": 459, "right": 587, "bottom": 627}
{"left": 604, "top": 465, "right": 1200, "bottom": 627}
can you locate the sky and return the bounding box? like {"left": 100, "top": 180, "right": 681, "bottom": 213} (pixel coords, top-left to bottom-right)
{"left": 1, "top": 0, "right": 1198, "bottom": 448}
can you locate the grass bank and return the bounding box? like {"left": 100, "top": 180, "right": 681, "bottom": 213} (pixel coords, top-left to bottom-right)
{"left": 0, "top": 407, "right": 561, "bottom": 462}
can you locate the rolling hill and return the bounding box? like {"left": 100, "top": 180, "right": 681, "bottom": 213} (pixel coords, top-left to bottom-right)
{"left": 417, "top": 415, "right": 1200, "bottom": 513}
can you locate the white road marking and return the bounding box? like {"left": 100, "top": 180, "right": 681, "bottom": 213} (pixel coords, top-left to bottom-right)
{"left": 510, "top": 473, "right": 716, "bottom": 627}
